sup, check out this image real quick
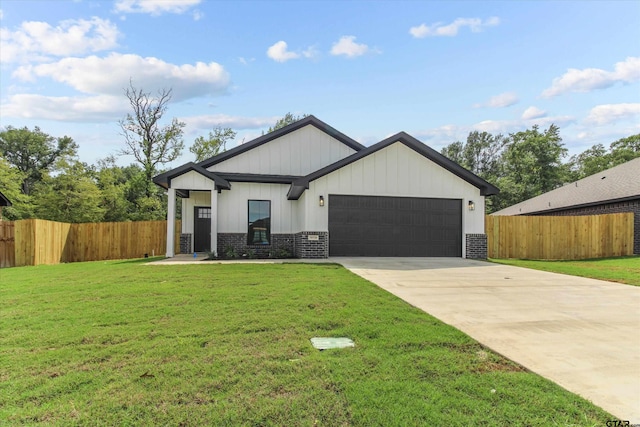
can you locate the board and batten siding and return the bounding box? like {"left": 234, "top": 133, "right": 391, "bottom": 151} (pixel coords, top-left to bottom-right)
{"left": 217, "top": 183, "right": 300, "bottom": 234}
{"left": 171, "top": 170, "right": 216, "bottom": 191}
{"left": 181, "top": 191, "right": 212, "bottom": 234}
{"left": 301, "top": 142, "right": 485, "bottom": 233}
{"left": 207, "top": 126, "right": 357, "bottom": 175}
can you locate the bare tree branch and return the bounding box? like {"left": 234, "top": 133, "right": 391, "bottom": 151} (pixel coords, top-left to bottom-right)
{"left": 118, "top": 81, "right": 185, "bottom": 196}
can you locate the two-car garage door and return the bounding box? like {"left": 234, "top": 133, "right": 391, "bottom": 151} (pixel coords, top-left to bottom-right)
{"left": 328, "top": 195, "right": 462, "bottom": 257}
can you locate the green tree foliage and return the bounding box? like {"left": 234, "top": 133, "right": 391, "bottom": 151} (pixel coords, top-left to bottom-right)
{"left": 32, "top": 160, "right": 105, "bottom": 223}
{"left": 0, "top": 157, "right": 33, "bottom": 220}
{"left": 570, "top": 134, "right": 640, "bottom": 179}
{"left": 267, "top": 112, "right": 308, "bottom": 133}
{"left": 94, "top": 156, "right": 135, "bottom": 222}
{"left": 93, "top": 157, "right": 168, "bottom": 222}
{"left": 119, "top": 82, "right": 185, "bottom": 196}
{"left": 0, "top": 126, "right": 78, "bottom": 195}
{"left": 442, "top": 131, "right": 507, "bottom": 181}
{"left": 441, "top": 125, "right": 569, "bottom": 213}
{"left": 190, "top": 127, "right": 237, "bottom": 162}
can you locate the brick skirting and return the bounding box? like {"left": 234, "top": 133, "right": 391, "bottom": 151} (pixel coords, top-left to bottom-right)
{"left": 217, "top": 233, "right": 295, "bottom": 258}
{"left": 180, "top": 233, "right": 191, "bottom": 254}
{"left": 466, "top": 233, "right": 487, "bottom": 259}
{"left": 295, "top": 232, "right": 329, "bottom": 259}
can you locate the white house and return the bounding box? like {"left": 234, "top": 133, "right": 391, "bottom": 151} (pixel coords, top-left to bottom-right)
{"left": 153, "top": 116, "right": 499, "bottom": 259}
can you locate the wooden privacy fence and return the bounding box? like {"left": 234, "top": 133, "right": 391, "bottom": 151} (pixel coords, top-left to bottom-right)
{"left": 1, "top": 219, "right": 181, "bottom": 268}
{"left": 486, "top": 213, "right": 634, "bottom": 260}
{"left": 0, "top": 221, "right": 14, "bottom": 268}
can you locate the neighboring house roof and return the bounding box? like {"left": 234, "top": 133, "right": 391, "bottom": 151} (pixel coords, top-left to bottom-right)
{"left": 492, "top": 157, "right": 640, "bottom": 216}
{"left": 287, "top": 132, "right": 500, "bottom": 200}
{"left": 153, "top": 162, "right": 231, "bottom": 193}
{"left": 197, "top": 115, "right": 365, "bottom": 169}
{"left": 0, "top": 191, "right": 12, "bottom": 207}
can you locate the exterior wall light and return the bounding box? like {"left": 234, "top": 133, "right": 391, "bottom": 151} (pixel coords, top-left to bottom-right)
{"left": 468, "top": 200, "right": 475, "bottom": 211}
{"left": 319, "top": 195, "right": 325, "bottom": 207}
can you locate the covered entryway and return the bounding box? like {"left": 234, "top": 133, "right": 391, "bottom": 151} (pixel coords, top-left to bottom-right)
{"left": 328, "top": 195, "right": 462, "bottom": 257}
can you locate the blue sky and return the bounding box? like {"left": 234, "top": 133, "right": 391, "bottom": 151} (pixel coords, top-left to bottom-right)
{"left": 1, "top": 0, "right": 639, "bottom": 170}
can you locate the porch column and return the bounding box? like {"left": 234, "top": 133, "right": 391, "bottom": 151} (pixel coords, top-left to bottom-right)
{"left": 166, "top": 187, "right": 176, "bottom": 257}
{"left": 210, "top": 185, "right": 218, "bottom": 255}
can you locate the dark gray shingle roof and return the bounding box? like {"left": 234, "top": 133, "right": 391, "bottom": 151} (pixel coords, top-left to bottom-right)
{"left": 0, "top": 191, "right": 11, "bottom": 207}
{"left": 492, "top": 157, "right": 640, "bottom": 215}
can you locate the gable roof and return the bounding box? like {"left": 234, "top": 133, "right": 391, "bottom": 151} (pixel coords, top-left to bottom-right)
{"left": 287, "top": 132, "right": 500, "bottom": 200}
{"left": 492, "top": 157, "right": 640, "bottom": 216}
{"left": 153, "top": 162, "right": 231, "bottom": 192}
{"left": 197, "top": 115, "right": 365, "bottom": 169}
{"left": 0, "top": 191, "right": 11, "bottom": 207}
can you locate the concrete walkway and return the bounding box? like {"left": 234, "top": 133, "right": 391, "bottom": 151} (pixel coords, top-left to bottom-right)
{"left": 334, "top": 257, "right": 640, "bottom": 422}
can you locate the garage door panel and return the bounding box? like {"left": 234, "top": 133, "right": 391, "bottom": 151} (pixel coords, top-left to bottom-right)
{"left": 329, "top": 195, "right": 462, "bottom": 257}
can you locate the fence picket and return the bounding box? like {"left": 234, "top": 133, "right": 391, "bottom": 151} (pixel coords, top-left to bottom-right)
{"left": 486, "top": 213, "right": 634, "bottom": 260}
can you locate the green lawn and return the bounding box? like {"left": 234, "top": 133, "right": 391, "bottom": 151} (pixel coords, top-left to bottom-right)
{"left": 0, "top": 259, "right": 612, "bottom": 426}
{"left": 491, "top": 256, "right": 640, "bottom": 286}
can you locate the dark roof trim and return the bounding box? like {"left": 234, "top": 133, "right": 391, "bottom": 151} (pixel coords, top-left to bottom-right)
{"left": 217, "top": 173, "right": 302, "bottom": 184}
{"left": 0, "top": 191, "right": 12, "bottom": 207}
{"left": 287, "top": 132, "right": 500, "bottom": 200}
{"left": 153, "top": 162, "right": 231, "bottom": 191}
{"left": 500, "top": 195, "right": 640, "bottom": 216}
{"left": 197, "top": 115, "right": 365, "bottom": 169}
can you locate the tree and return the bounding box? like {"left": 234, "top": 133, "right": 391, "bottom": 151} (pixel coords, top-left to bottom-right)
{"left": 609, "top": 133, "right": 640, "bottom": 165}
{"left": 93, "top": 156, "right": 135, "bottom": 222}
{"left": 441, "top": 141, "right": 464, "bottom": 165}
{"left": 190, "top": 127, "right": 236, "bottom": 162}
{"left": 441, "top": 131, "right": 507, "bottom": 212}
{"left": 568, "top": 143, "right": 610, "bottom": 179}
{"left": 267, "top": 112, "right": 308, "bottom": 133}
{"left": 0, "top": 156, "right": 33, "bottom": 219}
{"left": 492, "top": 124, "right": 568, "bottom": 211}
{"left": 0, "top": 126, "right": 78, "bottom": 195}
{"left": 32, "top": 160, "right": 105, "bottom": 223}
{"left": 119, "top": 82, "right": 185, "bottom": 196}
{"left": 569, "top": 134, "right": 639, "bottom": 179}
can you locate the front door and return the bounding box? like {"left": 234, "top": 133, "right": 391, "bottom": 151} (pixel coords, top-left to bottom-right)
{"left": 194, "top": 206, "right": 212, "bottom": 252}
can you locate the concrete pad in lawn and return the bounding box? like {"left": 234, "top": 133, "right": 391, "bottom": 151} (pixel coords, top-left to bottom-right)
{"left": 333, "top": 257, "right": 640, "bottom": 422}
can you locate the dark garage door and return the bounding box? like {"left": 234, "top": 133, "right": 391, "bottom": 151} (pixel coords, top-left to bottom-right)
{"left": 328, "top": 195, "right": 462, "bottom": 257}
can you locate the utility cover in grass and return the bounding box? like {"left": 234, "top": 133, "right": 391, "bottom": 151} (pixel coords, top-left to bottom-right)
{"left": 310, "top": 337, "right": 355, "bottom": 350}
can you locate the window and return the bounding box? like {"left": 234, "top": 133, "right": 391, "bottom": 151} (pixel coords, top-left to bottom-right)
{"left": 197, "top": 208, "right": 211, "bottom": 218}
{"left": 248, "top": 200, "right": 270, "bottom": 245}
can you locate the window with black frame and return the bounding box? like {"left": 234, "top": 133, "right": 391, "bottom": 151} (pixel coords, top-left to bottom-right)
{"left": 248, "top": 200, "right": 270, "bottom": 245}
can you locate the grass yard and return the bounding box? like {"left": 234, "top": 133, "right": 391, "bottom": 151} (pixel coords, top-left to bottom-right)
{"left": 491, "top": 256, "right": 640, "bottom": 286}
{"left": 0, "top": 259, "right": 612, "bottom": 426}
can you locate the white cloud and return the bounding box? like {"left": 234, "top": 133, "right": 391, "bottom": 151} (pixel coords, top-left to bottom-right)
{"left": 410, "top": 16, "right": 499, "bottom": 38}
{"left": 541, "top": 56, "right": 640, "bottom": 98}
{"left": 238, "top": 57, "right": 255, "bottom": 65}
{"left": 302, "top": 45, "right": 320, "bottom": 60}
{"left": 192, "top": 10, "right": 204, "bottom": 21}
{"left": 0, "top": 93, "right": 125, "bottom": 122}
{"left": 474, "top": 92, "right": 519, "bottom": 108}
{"left": 13, "top": 53, "right": 230, "bottom": 101}
{"left": 266, "top": 41, "right": 299, "bottom": 62}
{"left": 330, "top": 36, "right": 371, "bottom": 58}
{"left": 412, "top": 113, "right": 578, "bottom": 154}
{"left": 585, "top": 103, "right": 640, "bottom": 125}
{"left": 521, "top": 106, "right": 547, "bottom": 120}
{"left": 181, "top": 114, "right": 278, "bottom": 131}
{"left": 0, "top": 17, "right": 120, "bottom": 63}
{"left": 114, "top": 0, "right": 201, "bottom": 15}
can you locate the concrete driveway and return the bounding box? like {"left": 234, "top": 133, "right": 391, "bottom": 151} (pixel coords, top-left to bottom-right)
{"left": 333, "top": 257, "right": 640, "bottom": 422}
